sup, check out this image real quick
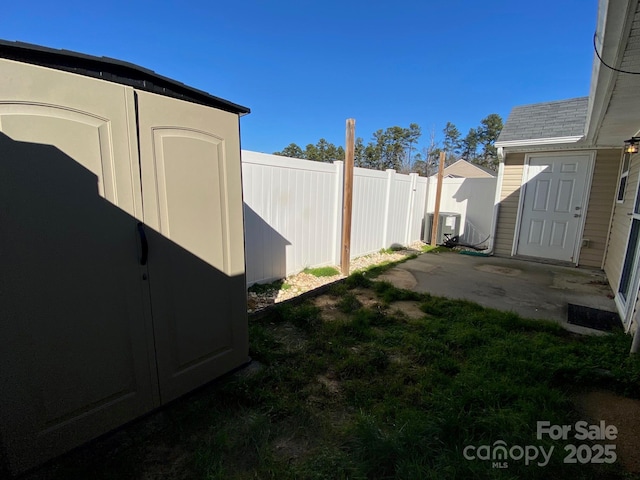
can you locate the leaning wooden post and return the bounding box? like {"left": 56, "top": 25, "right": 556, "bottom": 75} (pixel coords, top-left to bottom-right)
{"left": 430, "top": 151, "right": 446, "bottom": 245}
{"left": 341, "top": 119, "right": 355, "bottom": 275}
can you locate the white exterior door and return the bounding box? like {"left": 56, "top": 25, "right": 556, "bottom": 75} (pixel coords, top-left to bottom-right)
{"left": 0, "top": 59, "right": 158, "bottom": 472}
{"left": 517, "top": 153, "right": 591, "bottom": 262}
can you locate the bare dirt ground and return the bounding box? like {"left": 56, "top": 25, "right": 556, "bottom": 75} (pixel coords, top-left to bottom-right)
{"left": 572, "top": 390, "right": 640, "bottom": 473}
{"left": 247, "top": 242, "right": 425, "bottom": 312}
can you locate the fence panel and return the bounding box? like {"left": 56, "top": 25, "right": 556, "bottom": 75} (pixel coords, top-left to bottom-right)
{"left": 242, "top": 151, "right": 339, "bottom": 285}
{"left": 242, "top": 151, "right": 435, "bottom": 285}
{"left": 386, "top": 173, "right": 413, "bottom": 246}
{"left": 426, "top": 177, "right": 497, "bottom": 245}
{"left": 411, "top": 177, "right": 429, "bottom": 242}
{"left": 351, "top": 168, "right": 389, "bottom": 257}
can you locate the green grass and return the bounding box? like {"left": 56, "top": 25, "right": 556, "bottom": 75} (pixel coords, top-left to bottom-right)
{"left": 303, "top": 266, "right": 341, "bottom": 277}
{"left": 43, "top": 278, "right": 640, "bottom": 480}
{"left": 248, "top": 279, "right": 285, "bottom": 294}
{"left": 422, "top": 244, "right": 449, "bottom": 253}
{"left": 379, "top": 244, "right": 406, "bottom": 254}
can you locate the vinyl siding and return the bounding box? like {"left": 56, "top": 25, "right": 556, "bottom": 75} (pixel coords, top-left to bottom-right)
{"left": 578, "top": 149, "right": 621, "bottom": 267}
{"left": 604, "top": 151, "right": 639, "bottom": 292}
{"left": 494, "top": 152, "right": 525, "bottom": 256}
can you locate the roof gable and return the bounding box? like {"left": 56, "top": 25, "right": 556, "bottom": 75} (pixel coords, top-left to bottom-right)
{"left": 442, "top": 159, "right": 495, "bottom": 178}
{"left": 497, "top": 97, "right": 589, "bottom": 144}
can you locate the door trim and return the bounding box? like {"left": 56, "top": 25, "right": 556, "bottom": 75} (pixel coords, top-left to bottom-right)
{"left": 615, "top": 162, "right": 640, "bottom": 330}
{"left": 614, "top": 221, "right": 640, "bottom": 329}
{"left": 511, "top": 150, "right": 596, "bottom": 265}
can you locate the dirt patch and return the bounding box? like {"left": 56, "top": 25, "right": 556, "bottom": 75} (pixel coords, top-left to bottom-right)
{"left": 317, "top": 374, "right": 341, "bottom": 395}
{"left": 352, "top": 287, "right": 384, "bottom": 309}
{"left": 572, "top": 389, "right": 640, "bottom": 473}
{"left": 313, "top": 289, "right": 386, "bottom": 320}
{"left": 270, "top": 323, "right": 308, "bottom": 352}
{"left": 313, "top": 295, "right": 349, "bottom": 322}
{"left": 391, "top": 301, "right": 425, "bottom": 319}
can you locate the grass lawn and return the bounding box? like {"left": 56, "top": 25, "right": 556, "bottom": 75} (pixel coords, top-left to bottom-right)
{"left": 43, "top": 271, "right": 640, "bottom": 480}
{"left": 303, "top": 266, "right": 341, "bottom": 277}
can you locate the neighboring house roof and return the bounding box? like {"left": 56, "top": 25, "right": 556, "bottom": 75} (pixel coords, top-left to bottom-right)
{"left": 496, "top": 97, "right": 589, "bottom": 147}
{"left": 0, "top": 40, "right": 250, "bottom": 115}
{"left": 442, "top": 159, "right": 495, "bottom": 178}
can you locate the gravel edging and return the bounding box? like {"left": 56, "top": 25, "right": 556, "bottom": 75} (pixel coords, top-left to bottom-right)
{"left": 248, "top": 277, "right": 347, "bottom": 321}
{"left": 247, "top": 242, "right": 427, "bottom": 315}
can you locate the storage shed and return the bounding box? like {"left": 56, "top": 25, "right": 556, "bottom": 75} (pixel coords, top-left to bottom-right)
{"left": 0, "top": 41, "right": 250, "bottom": 474}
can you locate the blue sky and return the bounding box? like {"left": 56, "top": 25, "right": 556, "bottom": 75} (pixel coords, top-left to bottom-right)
{"left": 2, "top": 0, "right": 597, "bottom": 154}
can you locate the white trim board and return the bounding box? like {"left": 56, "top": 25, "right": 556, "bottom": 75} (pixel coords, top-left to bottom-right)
{"left": 615, "top": 164, "right": 640, "bottom": 330}
{"left": 495, "top": 136, "right": 584, "bottom": 148}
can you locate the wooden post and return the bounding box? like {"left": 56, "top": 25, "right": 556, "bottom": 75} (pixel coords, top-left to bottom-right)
{"left": 341, "top": 119, "right": 355, "bottom": 275}
{"left": 430, "top": 151, "right": 446, "bottom": 245}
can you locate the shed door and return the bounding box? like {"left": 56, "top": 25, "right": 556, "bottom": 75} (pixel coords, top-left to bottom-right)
{"left": 517, "top": 154, "right": 590, "bottom": 262}
{"left": 0, "top": 60, "right": 157, "bottom": 472}
{"left": 136, "top": 91, "right": 249, "bottom": 403}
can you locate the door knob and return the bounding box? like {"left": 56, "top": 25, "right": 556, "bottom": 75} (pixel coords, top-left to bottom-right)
{"left": 574, "top": 214, "right": 582, "bottom": 218}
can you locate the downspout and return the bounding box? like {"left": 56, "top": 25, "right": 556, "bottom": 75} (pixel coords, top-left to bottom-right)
{"left": 484, "top": 147, "right": 505, "bottom": 255}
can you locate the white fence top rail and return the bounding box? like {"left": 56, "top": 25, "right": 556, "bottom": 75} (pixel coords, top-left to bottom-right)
{"left": 241, "top": 150, "right": 337, "bottom": 173}
{"left": 354, "top": 167, "right": 389, "bottom": 179}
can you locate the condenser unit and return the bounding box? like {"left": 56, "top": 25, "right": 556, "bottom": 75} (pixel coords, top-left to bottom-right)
{"left": 425, "top": 212, "right": 461, "bottom": 244}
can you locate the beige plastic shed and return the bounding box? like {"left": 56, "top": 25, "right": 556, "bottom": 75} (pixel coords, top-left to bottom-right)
{"left": 0, "top": 41, "right": 250, "bottom": 474}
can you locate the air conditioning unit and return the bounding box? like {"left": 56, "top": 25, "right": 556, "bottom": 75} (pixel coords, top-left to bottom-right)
{"left": 424, "top": 212, "right": 461, "bottom": 245}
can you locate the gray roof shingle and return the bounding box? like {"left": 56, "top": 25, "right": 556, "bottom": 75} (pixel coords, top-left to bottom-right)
{"left": 497, "top": 97, "right": 589, "bottom": 143}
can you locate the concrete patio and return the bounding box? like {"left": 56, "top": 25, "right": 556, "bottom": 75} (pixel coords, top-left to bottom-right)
{"left": 377, "top": 251, "right": 618, "bottom": 335}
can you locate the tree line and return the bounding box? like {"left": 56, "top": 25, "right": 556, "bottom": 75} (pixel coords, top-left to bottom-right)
{"left": 273, "top": 114, "right": 503, "bottom": 176}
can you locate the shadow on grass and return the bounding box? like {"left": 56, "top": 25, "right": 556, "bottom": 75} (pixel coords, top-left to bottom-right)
{"left": 30, "top": 271, "right": 640, "bottom": 480}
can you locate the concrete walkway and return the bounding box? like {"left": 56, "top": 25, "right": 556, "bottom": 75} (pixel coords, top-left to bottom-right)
{"left": 377, "top": 251, "right": 617, "bottom": 334}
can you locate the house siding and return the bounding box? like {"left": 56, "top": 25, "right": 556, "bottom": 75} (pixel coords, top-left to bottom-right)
{"left": 578, "top": 149, "right": 621, "bottom": 267}
{"left": 494, "top": 152, "right": 525, "bottom": 257}
{"left": 604, "top": 151, "right": 639, "bottom": 292}
{"left": 495, "top": 149, "right": 619, "bottom": 266}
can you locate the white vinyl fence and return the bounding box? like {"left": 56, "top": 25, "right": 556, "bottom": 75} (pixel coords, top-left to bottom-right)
{"left": 242, "top": 151, "right": 428, "bottom": 285}
{"left": 425, "top": 177, "right": 497, "bottom": 246}
{"left": 242, "top": 150, "right": 497, "bottom": 286}
{"left": 351, "top": 168, "right": 429, "bottom": 256}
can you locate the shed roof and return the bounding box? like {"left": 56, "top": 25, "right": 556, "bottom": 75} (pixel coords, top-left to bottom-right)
{"left": 497, "top": 97, "right": 588, "bottom": 143}
{"left": 0, "top": 40, "right": 250, "bottom": 115}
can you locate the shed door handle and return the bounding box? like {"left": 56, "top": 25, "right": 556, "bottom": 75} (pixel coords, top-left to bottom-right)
{"left": 137, "top": 222, "right": 148, "bottom": 266}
